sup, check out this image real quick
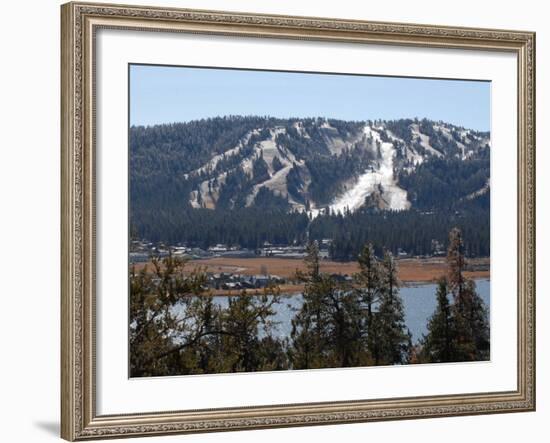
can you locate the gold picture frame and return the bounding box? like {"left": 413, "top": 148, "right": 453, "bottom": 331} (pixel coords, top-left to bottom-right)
{"left": 61, "top": 2, "right": 536, "bottom": 440}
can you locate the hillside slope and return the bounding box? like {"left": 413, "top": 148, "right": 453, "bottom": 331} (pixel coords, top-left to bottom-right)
{"left": 130, "top": 116, "right": 490, "bottom": 215}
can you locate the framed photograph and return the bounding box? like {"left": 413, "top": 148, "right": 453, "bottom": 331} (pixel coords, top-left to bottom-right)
{"left": 61, "top": 2, "right": 536, "bottom": 440}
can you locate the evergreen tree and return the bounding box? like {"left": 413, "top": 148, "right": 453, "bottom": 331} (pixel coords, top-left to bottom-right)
{"left": 374, "top": 251, "right": 411, "bottom": 365}
{"left": 354, "top": 244, "right": 381, "bottom": 361}
{"left": 272, "top": 155, "right": 284, "bottom": 172}
{"left": 252, "top": 153, "right": 270, "bottom": 184}
{"left": 129, "top": 254, "right": 209, "bottom": 376}
{"left": 304, "top": 240, "right": 320, "bottom": 279}
{"left": 420, "top": 278, "right": 459, "bottom": 362}
{"left": 290, "top": 241, "right": 369, "bottom": 368}
{"left": 446, "top": 228, "right": 490, "bottom": 361}
{"left": 129, "top": 254, "right": 288, "bottom": 376}
{"left": 290, "top": 241, "right": 330, "bottom": 368}
{"left": 217, "top": 292, "right": 286, "bottom": 372}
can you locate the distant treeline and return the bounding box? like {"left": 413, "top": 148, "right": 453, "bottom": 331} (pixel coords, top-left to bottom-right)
{"left": 131, "top": 198, "right": 489, "bottom": 259}
{"left": 313, "top": 198, "right": 490, "bottom": 259}
{"left": 130, "top": 228, "right": 490, "bottom": 377}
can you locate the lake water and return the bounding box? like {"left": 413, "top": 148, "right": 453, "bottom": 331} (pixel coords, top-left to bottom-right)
{"left": 212, "top": 279, "right": 490, "bottom": 344}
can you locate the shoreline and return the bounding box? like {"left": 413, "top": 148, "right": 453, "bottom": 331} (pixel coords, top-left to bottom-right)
{"left": 199, "top": 277, "right": 491, "bottom": 297}
{"left": 132, "top": 256, "right": 490, "bottom": 296}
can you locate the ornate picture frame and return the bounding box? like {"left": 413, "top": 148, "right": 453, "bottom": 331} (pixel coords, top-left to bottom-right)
{"left": 61, "top": 2, "right": 535, "bottom": 440}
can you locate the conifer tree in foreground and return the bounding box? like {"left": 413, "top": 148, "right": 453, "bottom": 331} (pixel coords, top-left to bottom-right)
{"left": 420, "top": 278, "right": 459, "bottom": 362}
{"left": 129, "top": 254, "right": 287, "bottom": 376}
{"left": 420, "top": 228, "right": 490, "bottom": 363}
{"left": 355, "top": 244, "right": 381, "bottom": 339}
{"left": 216, "top": 292, "right": 286, "bottom": 373}
{"left": 354, "top": 243, "right": 382, "bottom": 364}
{"left": 373, "top": 251, "right": 411, "bottom": 365}
{"left": 290, "top": 241, "right": 329, "bottom": 369}
{"left": 447, "top": 228, "right": 490, "bottom": 361}
{"left": 290, "top": 241, "right": 368, "bottom": 369}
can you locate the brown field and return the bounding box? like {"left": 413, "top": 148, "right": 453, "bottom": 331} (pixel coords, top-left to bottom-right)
{"left": 132, "top": 256, "right": 489, "bottom": 295}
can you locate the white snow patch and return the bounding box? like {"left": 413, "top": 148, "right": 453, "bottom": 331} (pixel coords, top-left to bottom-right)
{"left": 190, "top": 172, "right": 228, "bottom": 209}
{"left": 406, "top": 145, "right": 424, "bottom": 166}
{"left": 465, "top": 179, "right": 490, "bottom": 200}
{"left": 184, "top": 130, "right": 258, "bottom": 179}
{"left": 256, "top": 127, "right": 286, "bottom": 173}
{"left": 434, "top": 124, "right": 480, "bottom": 159}
{"left": 246, "top": 164, "right": 293, "bottom": 206}
{"left": 292, "top": 121, "right": 310, "bottom": 139}
{"left": 244, "top": 127, "right": 306, "bottom": 206}
{"left": 411, "top": 124, "right": 442, "bottom": 157}
{"left": 312, "top": 125, "right": 410, "bottom": 217}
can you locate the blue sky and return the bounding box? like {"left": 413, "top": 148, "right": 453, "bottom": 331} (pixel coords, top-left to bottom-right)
{"left": 130, "top": 64, "right": 491, "bottom": 131}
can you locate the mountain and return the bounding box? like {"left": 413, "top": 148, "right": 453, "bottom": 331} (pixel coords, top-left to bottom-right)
{"left": 129, "top": 116, "right": 490, "bottom": 258}
{"left": 131, "top": 116, "right": 489, "bottom": 213}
